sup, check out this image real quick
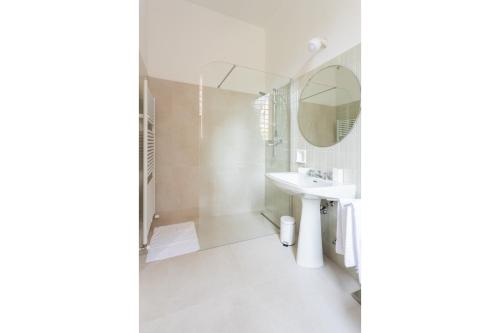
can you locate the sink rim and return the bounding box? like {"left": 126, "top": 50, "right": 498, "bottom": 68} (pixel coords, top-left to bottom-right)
{"left": 266, "top": 171, "right": 333, "bottom": 187}
{"left": 266, "top": 171, "right": 356, "bottom": 200}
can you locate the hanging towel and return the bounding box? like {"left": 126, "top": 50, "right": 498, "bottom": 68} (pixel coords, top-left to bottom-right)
{"left": 336, "top": 199, "right": 362, "bottom": 283}
{"left": 335, "top": 203, "right": 346, "bottom": 255}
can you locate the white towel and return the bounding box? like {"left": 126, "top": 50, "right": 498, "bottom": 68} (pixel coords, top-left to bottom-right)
{"left": 335, "top": 203, "right": 346, "bottom": 255}
{"left": 336, "top": 199, "right": 362, "bottom": 283}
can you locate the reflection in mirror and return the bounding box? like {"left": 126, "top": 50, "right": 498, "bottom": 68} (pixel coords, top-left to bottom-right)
{"left": 298, "top": 65, "right": 360, "bottom": 147}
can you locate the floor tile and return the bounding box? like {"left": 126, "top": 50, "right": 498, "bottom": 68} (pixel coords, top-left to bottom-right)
{"left": 140, "top": 233, "right": 360, "bottom": 332}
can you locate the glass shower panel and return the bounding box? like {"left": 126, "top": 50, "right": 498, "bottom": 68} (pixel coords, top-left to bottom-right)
{"left": 262, "top": 84, "right": 291, "bottom": 227}
{"left": 197, "top": 63, "right": 291, "bottom": 249}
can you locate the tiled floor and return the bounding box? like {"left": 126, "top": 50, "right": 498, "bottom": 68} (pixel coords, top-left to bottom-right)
{"left": 140, "top": 234, "right": 361, "bottom": 333}
{"left": 196, "top": 212, "right": 278, "bottom": 250}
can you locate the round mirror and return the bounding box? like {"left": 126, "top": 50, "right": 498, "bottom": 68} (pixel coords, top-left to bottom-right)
{"left": 298, "top": 65, "right": 360, "bottom": 147}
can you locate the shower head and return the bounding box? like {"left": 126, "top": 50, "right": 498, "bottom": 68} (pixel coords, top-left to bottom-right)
{"left": 258, "top": 91, "right": 266, "bottom": 96}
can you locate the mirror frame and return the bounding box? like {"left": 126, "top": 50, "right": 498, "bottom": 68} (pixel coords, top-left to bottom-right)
{"left": 298, "top": 64, "right": 361, "bottom": 148}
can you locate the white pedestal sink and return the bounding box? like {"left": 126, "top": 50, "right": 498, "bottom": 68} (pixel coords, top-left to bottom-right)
{"left": 266, "top": 172, "right": 356, "bottom": 268}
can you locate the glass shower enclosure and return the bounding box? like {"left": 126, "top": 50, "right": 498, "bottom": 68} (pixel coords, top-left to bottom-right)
{"left": 197, "top": 62, "right": 291, "bottom": 249}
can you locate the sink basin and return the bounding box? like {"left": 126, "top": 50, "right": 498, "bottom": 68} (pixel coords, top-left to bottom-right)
{"left": 266, "top": 172, "right": 356, "bottom": 199}
{"left": 266, "top": 172, "right": 356, "bottom": 268}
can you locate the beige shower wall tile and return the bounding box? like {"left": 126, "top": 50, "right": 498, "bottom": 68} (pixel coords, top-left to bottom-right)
{"left": 149, "top": 78, "right": 201, "bottom": 224}
{"left": 156, "top": 166, "right": 200, "bottom": 212}
{"left": 150, "top": 78, "right": 200, "bottom": 168}
{"left": 156, "top": 122, "right": 199, "bottom": 167}
{"left": 152, "top": 208, "right": 199, "bottom": 227}
{"left": 149, "top": 78, "right": 267, "bottom": 224}
{"left": 200, "top": 88, "right": 266, "bottom": 217}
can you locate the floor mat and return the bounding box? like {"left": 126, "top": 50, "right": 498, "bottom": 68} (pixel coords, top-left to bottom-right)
{"left": 146, "top": 222, "right": 200, "bottom": 263}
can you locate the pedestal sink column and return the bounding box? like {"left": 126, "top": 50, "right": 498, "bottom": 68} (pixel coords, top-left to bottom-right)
{"left": 296, "top": 195, "right": 324, "bottom": 268}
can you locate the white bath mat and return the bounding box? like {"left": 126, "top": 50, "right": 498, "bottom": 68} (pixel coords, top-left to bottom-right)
{"left": 146, "top": 221, "right": 200, "bottom": 263}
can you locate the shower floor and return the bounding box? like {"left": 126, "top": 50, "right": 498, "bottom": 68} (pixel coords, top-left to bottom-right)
{"left": 195, "top": 212, "right": 278, "bottom": 250}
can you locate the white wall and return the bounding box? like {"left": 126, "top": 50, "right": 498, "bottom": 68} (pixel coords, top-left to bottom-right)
{"left": 265, "top": 0, "right": 360, "bottom": 78}
{"left": 145, "top": 0, "right": 266, "bottom": 85}
{"left": 139, "top": 0, "right": 147, "bottom": 61}
{"left": 139, "top": 0, "right": 148, "bottom": 110}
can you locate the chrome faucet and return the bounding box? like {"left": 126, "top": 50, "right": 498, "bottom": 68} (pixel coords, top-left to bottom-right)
{"left": 322, "top": 171, "right": 333, "bottom": 180}
{"left": 307, "top": 169, "right": 332, "bottom": 180}
{"left": 308, "top": 169, "right": 321, "bottom": 178}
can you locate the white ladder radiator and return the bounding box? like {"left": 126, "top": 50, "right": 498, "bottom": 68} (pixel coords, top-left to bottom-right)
{"left": 142, "top": 79, "right": 156, "bottom": 246}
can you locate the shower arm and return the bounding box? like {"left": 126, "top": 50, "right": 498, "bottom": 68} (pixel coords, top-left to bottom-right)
{"left": 216, "top": 64, "right": 236, "bottom": 89}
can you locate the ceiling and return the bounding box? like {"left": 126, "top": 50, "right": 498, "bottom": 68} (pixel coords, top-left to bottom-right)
{"left": 184, "top": 0, "right": 287, "bottom": 28}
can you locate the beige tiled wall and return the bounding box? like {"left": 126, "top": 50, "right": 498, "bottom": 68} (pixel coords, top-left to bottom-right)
{"left": 199, "top": 87, "right": 265, "bottom": 217}
{"left": 139, "top": 55, "right": 148, "bottom": 101}
{"left": 148, "top": 78, "right": 200, "bottom": 225}
{"left": 148, "top": 78, "right": 266, "bottom": 226}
